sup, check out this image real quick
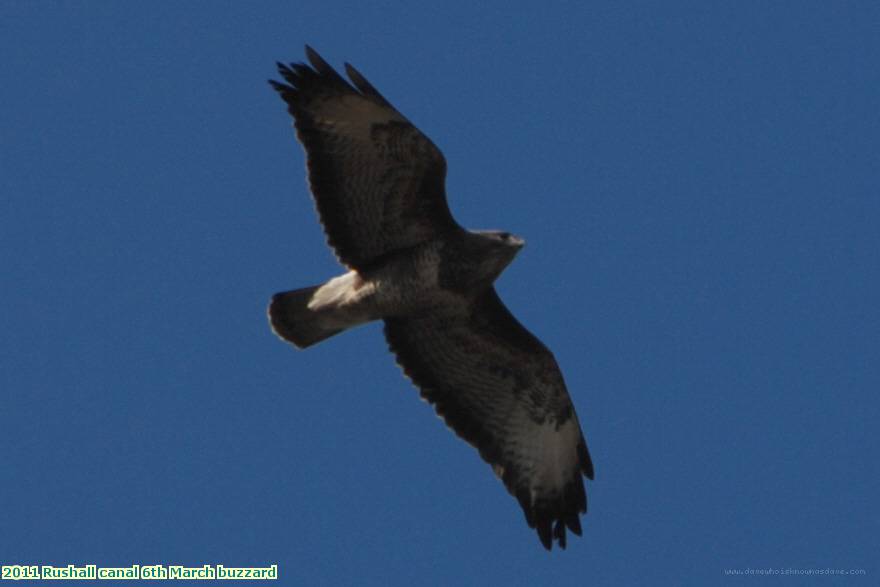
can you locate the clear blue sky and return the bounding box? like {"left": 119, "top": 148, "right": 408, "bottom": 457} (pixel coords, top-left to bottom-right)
{"left": 2, "top": 2, "right": 878, "bottom": 585}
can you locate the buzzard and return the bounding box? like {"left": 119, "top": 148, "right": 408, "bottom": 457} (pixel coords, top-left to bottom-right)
{"left": 268, "top": 46, "right": 593, "bottom": 550}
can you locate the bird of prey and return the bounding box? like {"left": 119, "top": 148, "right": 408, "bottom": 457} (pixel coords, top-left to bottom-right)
{"left": 268, "top": 46, "right": 593, "bottom": 550}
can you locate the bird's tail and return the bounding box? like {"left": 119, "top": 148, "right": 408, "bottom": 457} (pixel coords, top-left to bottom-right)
{"left": 268, "top": 286, "right": 345, "bottom": 348}
{"left": 269, "top": 274, "right": 373, "bottom": 349}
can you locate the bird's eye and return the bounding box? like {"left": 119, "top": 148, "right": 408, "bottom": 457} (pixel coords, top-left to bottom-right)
{"left": 499, "top": 232, "right": 510, "bottom": 241}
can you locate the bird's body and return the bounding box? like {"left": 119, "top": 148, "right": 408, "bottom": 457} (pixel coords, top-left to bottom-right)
{"left": 268, "top": 47, "right": 593, "bottom": 550}
{"left": 271, "top": 230, "right": 518, "bottom": 346}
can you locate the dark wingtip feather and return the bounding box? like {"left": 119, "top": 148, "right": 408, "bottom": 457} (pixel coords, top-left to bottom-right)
{"left": 271, "top": 47, "right": 365, "bottom": 112}
{"left": 554, "top": 521, "right": 567, "bottom": 549}
{"left": 517, "top": 481, "right": 590, "bottom": 550}
{"left": 565, "top": 512, "right": 582, "bottom": 536}
{"left": 537, "top": 519, "right": 553, "bottom": 551}
{"left": 580, "top": 439, "right": 595, "bottom": 480}
{"left": 304, "top": 44, "right": 321, "bottom": 66}
{"left": 276, "top": 62, "right": 296, "bottom": 81}
{"left": 302, "top": 46, "right": 349, "bottom": 87}
{"left": 515, "top": 489, "right": 535, "bottom": 527}
{"left": 344, "top": 62, "right": 392, "bottom": 107}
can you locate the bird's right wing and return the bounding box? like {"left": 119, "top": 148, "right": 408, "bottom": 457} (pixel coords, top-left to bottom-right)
{"left": 270, "top": 46, "right": 460, "bottom": 270}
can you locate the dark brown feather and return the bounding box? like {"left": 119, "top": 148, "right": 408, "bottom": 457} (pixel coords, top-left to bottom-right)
{"left": 270, "top": 46, "right": 460, "bottom": 270}
{"left": 384, "top": 288, "right": 592, "bottom": 550}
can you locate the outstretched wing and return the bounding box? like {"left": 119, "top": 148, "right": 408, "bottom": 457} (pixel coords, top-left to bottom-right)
{"left": 270, "top": 46, "right": 460, "bottom": 270}
{"left": 384, "top": 288, "right": 594, "bottom": 550}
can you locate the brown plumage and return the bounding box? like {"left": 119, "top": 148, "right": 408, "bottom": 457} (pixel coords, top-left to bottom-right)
{"left": 268, "top": 46, "right": 593, "bottom": 550}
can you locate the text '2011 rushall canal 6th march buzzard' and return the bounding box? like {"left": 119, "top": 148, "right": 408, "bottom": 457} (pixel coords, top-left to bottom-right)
{"left": 267, "top": 46, "right": 593, "bottom": 550}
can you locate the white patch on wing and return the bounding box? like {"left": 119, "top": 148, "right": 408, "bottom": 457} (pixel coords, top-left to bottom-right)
{"left": 520, "top": 417, "right": 582, "bottom": 505}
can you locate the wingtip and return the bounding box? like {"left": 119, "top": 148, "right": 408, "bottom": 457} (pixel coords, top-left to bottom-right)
{"left": 534, "top": 517, "right": 581, "bottom": 551}
{"left": 554, "top": 520, "right": 567, "bottom": 550}
{"left": 580, "top": 439, "right": 595, "bottom": 480}
{"left": 305, "top": 45, "right": 329, "bottom": 71}
{"left": 537, "top": 520, "right": 553, "bottom": 551}
{"left": 342, "top": 61, "right": 393, "bottom": 107}
{"left": 565, "top": 512, "right": 582, "bottom": 536}
{"left": 275, "top": 61, "right": 295, "bottom": 80}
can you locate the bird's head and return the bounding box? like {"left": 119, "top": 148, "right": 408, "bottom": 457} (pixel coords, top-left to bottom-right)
{"left": 481, "top": 230, "right": 526, "bottom": 250}
{"left": 469, "top": 229, "right": 525, "bottom": 282}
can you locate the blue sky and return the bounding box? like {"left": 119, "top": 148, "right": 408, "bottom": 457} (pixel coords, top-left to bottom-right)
{"left": 2, "top": 1, "right": 878, "bottom": 585}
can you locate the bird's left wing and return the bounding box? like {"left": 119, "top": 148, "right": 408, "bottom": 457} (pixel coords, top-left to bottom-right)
{"left": 384, "top": 288, "right": 593, "bottom": 550}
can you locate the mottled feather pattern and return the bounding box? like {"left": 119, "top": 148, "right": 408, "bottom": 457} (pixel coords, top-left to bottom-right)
{"left": 384, "top": 289, "right": 593, "bottom": 549}
{"left": 270, "top": 49, "right": 458, "bottom": 270}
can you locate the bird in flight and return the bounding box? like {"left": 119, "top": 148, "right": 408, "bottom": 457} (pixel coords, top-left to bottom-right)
{"left": 268, "top": 46, "right": 593, "bottom": 550}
